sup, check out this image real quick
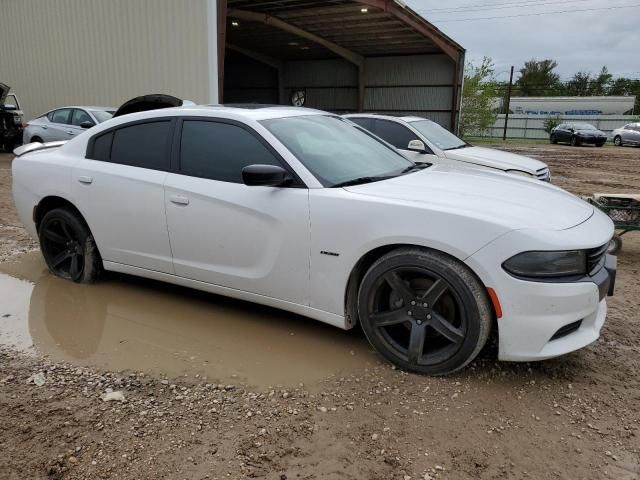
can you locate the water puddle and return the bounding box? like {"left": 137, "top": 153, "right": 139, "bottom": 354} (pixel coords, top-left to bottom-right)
{"left": 0, "top": 253, "right": 376, "bottom": 388}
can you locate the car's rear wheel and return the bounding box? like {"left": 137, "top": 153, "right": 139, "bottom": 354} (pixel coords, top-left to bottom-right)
{"left": 38, "top": 208, "right": 102, "bottom": 283}
{"left": 613, "top": 136, "right": 622, "bottom": 147}
{"left": 357, "top": 248, "right": 492, "bottom": 375}
{"left": 31, "top": 136, "right": 43, "bottom": 143}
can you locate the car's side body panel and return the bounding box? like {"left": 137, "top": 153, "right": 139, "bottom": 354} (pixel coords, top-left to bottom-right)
{"left": 72, "top": 159, "right": 174, "bottom": 273}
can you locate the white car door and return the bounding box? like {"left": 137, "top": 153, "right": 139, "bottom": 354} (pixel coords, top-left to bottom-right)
{"left": 164, "top": 118, "right": 310, "bottom": 305}
{"left": 373, "top": 119, "right": 440, "bottom": 165}
{"left": 72, "top": 119, "right": 175, "bottom": 273}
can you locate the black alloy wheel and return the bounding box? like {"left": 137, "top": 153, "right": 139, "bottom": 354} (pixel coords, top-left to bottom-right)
{"left": 570, "top": 136, "right": 580, "bottom": 147}
{"left": 39, "top": 208, "right": 102, "bottom": 283}
{"left": 358, "top": 248, "right": 491, "bottom": 375}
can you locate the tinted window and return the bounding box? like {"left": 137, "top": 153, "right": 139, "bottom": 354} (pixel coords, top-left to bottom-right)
{"left": 90, "top": 131, "right": 113, "bottom": 161}
{"left": 51, "top": 109, "right": 72, "bottom": 124}
{"left": 374, "top": 120, "right": 420, "bottom": 150}
{"left": 110, "top": 121, "right": 171, "bottom": 170}
{"left": 348, "top": 117, "right": 374, "bottom": 131}
{"left": 180, "top": 120, "right": 281, "bottom": 183}
{"left": 71, "top": 109, "right": 94, "bottom": 127}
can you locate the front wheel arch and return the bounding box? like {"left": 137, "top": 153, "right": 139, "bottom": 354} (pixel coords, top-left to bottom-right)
{"left": 344, "top": 244, "right": 497, "bottom": 327}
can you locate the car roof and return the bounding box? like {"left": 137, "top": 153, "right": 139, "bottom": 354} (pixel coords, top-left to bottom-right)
{"left": 174, "top": 104, "right": 328, "bottom": 121}
{"left": 344, "top": 113, "right": 429, "bottom": 124}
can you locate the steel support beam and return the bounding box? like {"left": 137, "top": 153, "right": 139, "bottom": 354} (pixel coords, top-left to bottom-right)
{"left": 228, "top": 9, "right": 364, "bottom": 68}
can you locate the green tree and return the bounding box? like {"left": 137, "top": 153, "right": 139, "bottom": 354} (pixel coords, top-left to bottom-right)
{"left": 459, "top": 57, "right": 498, "bottom": 137}
{"left": 515, "top": 59, "right": 561, "bottom": 96}
{"left": 543, "top": 115, "right": 562, "bottom": 133}
{"left": 590, "top": 66, "right": 613, "bottom": 96}
{"left": 566, "top": 71, "right": 591, "bottom": 96}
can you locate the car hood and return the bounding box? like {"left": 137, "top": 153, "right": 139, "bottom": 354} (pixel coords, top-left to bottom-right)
{"left": 0, "top": 83, "right": 9, "bottom": 106}
{"left": 441, "top": 146, "right": 547, "bottom": 174}
{"left": 344, "top": 165, "right": 593, "bottom": 231}
{"left": 575, "top": 129, "right": 605, "bottom": 136}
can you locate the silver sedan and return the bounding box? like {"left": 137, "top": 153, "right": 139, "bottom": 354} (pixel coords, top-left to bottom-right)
{"left": 611, "top": 123, "right": 640, "bottom": 147}
{"left": 23, "top": 106, "right": 114, "bottom": 144}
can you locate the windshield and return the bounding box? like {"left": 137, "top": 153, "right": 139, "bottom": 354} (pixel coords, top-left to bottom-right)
{"left": 409, "top": 120, "right": 467, "bottom": 150}
{"left": 261, "top": 115, "right": 412, "bottom": 187}
{"left": 90, "top": 110, "right": 115, "bottom": 123}
{"left": 572, "top": 123, "right": 597, "bottom": 130}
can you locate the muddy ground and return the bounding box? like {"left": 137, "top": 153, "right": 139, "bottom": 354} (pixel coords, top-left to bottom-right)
{"left": 1, "top": 145, "right": 639, "bottom": 480}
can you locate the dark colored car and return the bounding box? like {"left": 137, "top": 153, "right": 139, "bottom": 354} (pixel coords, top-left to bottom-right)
{"left": 0, "top": 83, "right": 24, "bottom": 152}
{"left": 550, "top": 122, "right": 607, "bottom": 147}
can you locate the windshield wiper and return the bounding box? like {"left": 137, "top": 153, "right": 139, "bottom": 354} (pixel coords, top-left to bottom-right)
{"left": 444, "top": 144, "right": 468, "bottom": 151}
{"left": 331, "top": 176, "right": 391, "bottom": 188}
{"left": 401, "top": 163, "right": 430, "bottom": 174}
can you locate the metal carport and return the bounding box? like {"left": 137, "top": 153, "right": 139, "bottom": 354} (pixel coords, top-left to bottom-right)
{"left": 217, "top": 0, "right": 465, "bottom": 130}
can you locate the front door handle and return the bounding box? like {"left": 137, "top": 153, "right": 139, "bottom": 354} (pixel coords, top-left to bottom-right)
{"left": 78, "top": 176, "right": 93, "bottom": 184}
{"left": 169, "top": 195, "right": 190, "bottom": 206}
{"left": 67, "top": 130, "right": 75, "bottom": 135}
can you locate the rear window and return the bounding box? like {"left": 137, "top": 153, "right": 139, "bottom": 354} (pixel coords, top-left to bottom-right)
{"left": 90, "top": 131, "right": 113, "bottom": 161}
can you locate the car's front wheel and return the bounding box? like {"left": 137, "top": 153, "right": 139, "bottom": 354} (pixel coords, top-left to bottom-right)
{"left": 357, "top": 248, "right": 492, "bottom": 375}
{"left": 570, "top": 136, "right": 580, "bottom": 146}
{"left": 550, "top": 135, "right": 558, "bottom": 144}
{"left": 613, "top": 136, "right": 622, "bottom": 147}
{"left": 38, "top": 208, "right": 102, "bottom": 283}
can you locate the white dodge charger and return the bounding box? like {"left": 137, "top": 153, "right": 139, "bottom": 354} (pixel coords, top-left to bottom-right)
{"left": 12, "top": 104, "right": 616, "bottom": 374}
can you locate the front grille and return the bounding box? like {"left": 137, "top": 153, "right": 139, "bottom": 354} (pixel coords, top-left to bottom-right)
{"left": 536, "top": 167, "right": 551, "bottom": 182}
{"left": 550, "top": 320, "right": 582, "bottom": 341}
{"left": 587, "top": 243, "right": 608, "bottom": 275}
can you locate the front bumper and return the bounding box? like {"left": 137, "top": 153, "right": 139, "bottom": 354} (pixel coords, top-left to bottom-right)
{"left": 578, "top": 135, "right": 607, "bottom": 145}
{"left": 466, "top": 210, "right": 616, "bottom": 362}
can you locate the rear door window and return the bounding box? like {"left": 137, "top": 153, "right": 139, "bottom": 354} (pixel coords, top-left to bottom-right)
{"left": 179, "top": 120, "right": 282, "bottom": 183}
{"left": 373, "top": 119, "right": 421, "bottom": 150}
{"left": 50, "top": 108, "right": 72, "bottom": 125}
{"left": 100, "top": 121, "right": 172, "bottom": 170}
{"left": 348, "top": 117, "right": 374, "bottom": 132}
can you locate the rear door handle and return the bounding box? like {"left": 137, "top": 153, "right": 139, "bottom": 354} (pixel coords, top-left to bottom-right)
{"left": 78, "top": 176, "right": 93, "bottom": 184}
{"left": 169, "top": 194, "right": 189, "bottom": 206}
{"left": 67, "top": 130, "right": 75, "bottom": 135}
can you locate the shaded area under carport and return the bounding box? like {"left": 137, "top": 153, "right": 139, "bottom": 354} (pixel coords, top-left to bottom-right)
{"left": 217, "top": 0, "right": 465, "bottom": 130}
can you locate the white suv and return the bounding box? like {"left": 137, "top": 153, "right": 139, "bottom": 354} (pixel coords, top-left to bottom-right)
{"left": 13, "top": 104, "right": 614, "bottom": 374}
{"left": 344, "top": 114, "right": 551, "bottom": 182}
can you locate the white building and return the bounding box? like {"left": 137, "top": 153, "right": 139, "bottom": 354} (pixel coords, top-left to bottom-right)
{"left": 505, "top": 96, "right": 636, "bottom": 116}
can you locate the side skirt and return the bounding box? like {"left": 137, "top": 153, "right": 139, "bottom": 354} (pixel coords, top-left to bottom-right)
{"left": 103, "top": 261, "right": 348, "bottom": 330}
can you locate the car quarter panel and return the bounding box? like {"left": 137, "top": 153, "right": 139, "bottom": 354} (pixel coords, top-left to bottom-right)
{"left": 12, "top": 148, "right": 77, "bottom": 239}
{"left": 308, "top": 188, "right": 511, "bottom": 318}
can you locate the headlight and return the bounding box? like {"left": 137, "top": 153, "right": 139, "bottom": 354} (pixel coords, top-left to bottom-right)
{"left": 506, "top": 170, "right": 534, "bottom": 178}
{"left": 503, "top": 250, "right": 586, "bottom": 278}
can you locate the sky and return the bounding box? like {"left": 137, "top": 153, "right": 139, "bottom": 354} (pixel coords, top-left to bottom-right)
{"left": 404, "top": 0, "right": 640, "bottom": 82}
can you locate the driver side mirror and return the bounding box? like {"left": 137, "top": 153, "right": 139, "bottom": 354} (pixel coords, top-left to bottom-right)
{"left": 242, "top": 164, "right": 292, "bottom": 187}
{"left": 80, "top": 121, "right": 95, "bottom": 129}
{"left": 407, "top": 139, "right": 427, "bottom": 153}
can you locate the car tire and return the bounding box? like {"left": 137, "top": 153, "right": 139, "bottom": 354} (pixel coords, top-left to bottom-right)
{"left": 570, "top": 136, "right": 580, "bottom": 147}
{"left": 550, "top": 135, "right": 558, "bottom": 144}
{"left": 357, "top": 247, "right": 492, "bottom": 375}
{"left": 596, "top": 142, "right": 605, "bottom": 147}
{"left": 38, "top": 208, "right": 103, "bottom": 283}
{"left": 608, "top": 235, "right": 622, "bottom": 255}
{"left": 31, "top": 136, "right": 43, "bottom": 143}
{"left": 613, "top": 136, "right": 622, "bottom": 147}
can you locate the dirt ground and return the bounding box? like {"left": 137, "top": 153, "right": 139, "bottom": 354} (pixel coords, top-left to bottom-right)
{"left": 1, "top": 145, "right": 640, "bottom": 480}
